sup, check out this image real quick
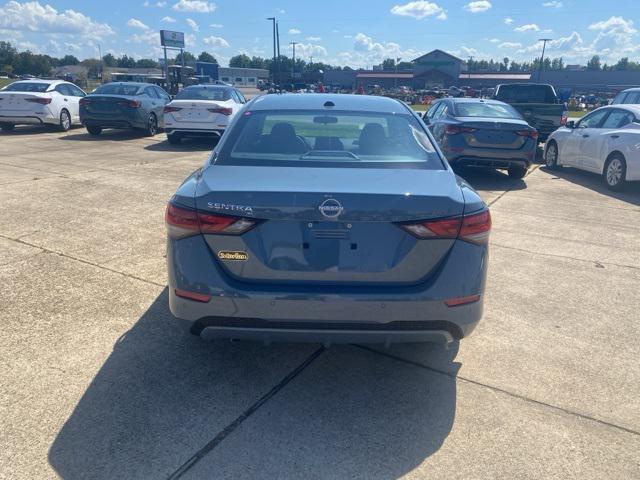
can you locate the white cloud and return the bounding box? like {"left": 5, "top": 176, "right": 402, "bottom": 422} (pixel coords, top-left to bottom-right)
{"left": 489, "top": 38, "right": 500, "bottom": 43}
{"left": 143, "top": 1, "right": 166, "bottom": 6}
{"left": 542, "top": 1, "right": 562, "bottom": 7}
{"left": 514, "top": 24, "right": 540, "bottom": 32}
{"left": 504, "top": 17, "right": 513, "bottom": 25}
{"left": 162, "top": 16, "right": 176, "bottom": 23}
{"left": 202, "top": 35, "right": 229, "bottom": 48}
{"left": 588, "top": 16, "right": 636, "bottom": 34}
{"left": 295, "top": 43, "right": 328, "bottom": 59}
{"left": 277, "top": 8, "right": 285, "bottom": 14}
{"left": 127, "top": 18, "right": 150, "bottom": 30}
{"left": 288, "top": 28, "right": 301, "bottom": 34}
{"left": 345, "top": 32, "right": 419, "bottom": 68}
{"left": 306, "top": 36, "right": 321, "bottom": 41}
{"left": 390, "top": 1, "right": 446, "bottom": 20}
{"left": 172, "top": 0, "right": 216, "bottom": 13}
{"left": 0, "top": 1, "right": 114, "bottom": 38}
{"left": 498, "top": 42, "right": 522, "bottom": 49}
{"left": 186, "top": 18, "right": 199, "bottom": 32}
{"left": 210, "top": 23, "right": 223, "bottom": 28}
{"left": 464, "top": 1, "right": 491, "bottom": 13}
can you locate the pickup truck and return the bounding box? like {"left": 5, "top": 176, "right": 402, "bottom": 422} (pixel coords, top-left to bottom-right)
{"left": 493, "top": 83, "right": 568, "bottom": 141}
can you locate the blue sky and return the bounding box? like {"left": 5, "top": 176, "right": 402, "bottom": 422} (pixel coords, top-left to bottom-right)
{"left": 1, "top": 0, "right": 639, "bottom": 67}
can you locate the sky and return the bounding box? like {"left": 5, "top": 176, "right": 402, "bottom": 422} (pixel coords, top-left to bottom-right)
{"left": 1, "top": 0, "right": 639, "bottom": 67}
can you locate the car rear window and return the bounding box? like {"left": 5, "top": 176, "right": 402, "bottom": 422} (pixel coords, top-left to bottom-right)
{"left": 3, "top": 82, "right": 51, "bottom": 92}
{"left": 93, "top": 84, "right": 142, "bottom": 95}
{"left": 216, "top": 110, "right": 443, "bottom": 170}
{"left": 495, "top": 85, "right": 557, "bottom": 103}
{"left": 454, "top": 102, "right": 522, "bottom": 119}
{"left": 175, "top": 87, "right": 232, "bottom": 101}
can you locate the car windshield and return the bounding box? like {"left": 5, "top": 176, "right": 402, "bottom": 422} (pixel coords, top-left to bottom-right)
{"left": 175, "top": 87, "right": 232, "bottom": 101}
{"left": 217, "top": 109, "right": 443, "bottom": 169}
{"left": 495, "top": 85, "right": 557, "bottom": 103}
{"left": 93, "top": 84, "right": 141, "bottom": 96}
{"left": 454, "top": 102, "right": 522, "bottom": 119}
{"left": 3, "top": 82, "right": 50, "bottom": 92}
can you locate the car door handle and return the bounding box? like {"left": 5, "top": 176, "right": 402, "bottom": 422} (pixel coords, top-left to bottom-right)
{"left": 64, "top": 98, "right": 68, "bottom": 102}
{"left": 610, "top": 134, "right": 619, "bottom": 139}
{"left": 582, "top": 134, "right": 589, "bottom": 138}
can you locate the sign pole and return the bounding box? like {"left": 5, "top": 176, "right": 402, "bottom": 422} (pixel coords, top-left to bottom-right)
{"left": 163, "top": 46, "right": 168, "bottom": 90}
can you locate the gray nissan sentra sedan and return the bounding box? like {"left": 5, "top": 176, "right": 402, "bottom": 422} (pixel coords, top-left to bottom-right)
{"left": 166, "top": 94, "right": 491, "bottom": 345}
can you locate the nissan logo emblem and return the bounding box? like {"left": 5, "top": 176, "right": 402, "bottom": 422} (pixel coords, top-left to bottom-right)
{"left": 318, "top": 198, "right": 343, "bottom": 218}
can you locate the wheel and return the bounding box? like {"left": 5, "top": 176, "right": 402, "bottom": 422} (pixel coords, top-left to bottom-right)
{"left": 545, "top": 141, "right": 560, "bottom": 170}
{"left": 167, "top": 133, "right": 181, "bottom": 145}
{"left": 603, "top": 154, "right": 626, "bottom": 191}
{"left": 59, "top": 109, "right": 71, "bottom": 132}
{"left": 0, "top": 123, "right": 15, "bottom": 132}
{"left": 143, "top": 113, "right": 158, "bottom": 137}
{"left": 86, "top": 125, "right": 102, "bottom": 135}
{"left": 508, "top": 165, "right": 528, "bottom": 179}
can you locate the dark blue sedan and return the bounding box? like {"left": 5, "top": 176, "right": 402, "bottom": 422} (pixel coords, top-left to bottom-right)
{"left": 165, "top": 94, "right": 491, "bottom": 345}
{"left": 80, "top": 82, "right": 171, "bottom": 136}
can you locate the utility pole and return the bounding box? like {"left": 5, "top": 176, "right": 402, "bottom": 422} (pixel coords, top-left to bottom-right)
{"left": 97, "top": 43, "right": 103, "bottom": 82}
{"left": 394, "top": 57, "right": 401, "bottom": 88}
{"left": 290, "top": 42, "right": 298, "bottom": 81}
{"left": 275, "top": 21, "right": 281, "bottom": 85}
{"left": 468, "top": 56, "right": 474, "bottom": 81}
{"left": 267, "top": 17, "right": 276, "bottom": 84}
{"left": 538, "top": 38, "right": 552, "bottom": 82}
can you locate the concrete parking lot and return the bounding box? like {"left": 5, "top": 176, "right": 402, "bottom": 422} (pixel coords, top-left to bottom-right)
{"left": 0, "top": 126, "right": 639, "bottom": 479}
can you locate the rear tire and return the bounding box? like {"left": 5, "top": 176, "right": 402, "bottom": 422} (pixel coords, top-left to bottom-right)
{"left": 545, "top": 141, "right": 560, "bottom": 170}
{"left": 86, "top": 125, "right": 102, "bottom": 136}
{"left": 143, "top": 113, "right": 158, "bottom": 137}
{"left": 1, "top": 123, "right": 15, "bottom": 132}
{"left": 167, "top": 133, "right": 181, "bottom": 145}
{"left": 603, "top": 154, "right": 626, "bottom": 191}
{"left": 508, "top": 165, "right": 528, "bottom": 179}
{"left": 59, "top": 109, "right": 71, "bottom": 132}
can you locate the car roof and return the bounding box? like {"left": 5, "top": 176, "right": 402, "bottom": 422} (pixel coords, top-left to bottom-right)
{"left": 102, "top": 82, "right": 154, "bottom": 87}
{"left": 598, "top": 104, "right": 640, "bottom": 115}
{"left": 447, "top": 98, "right": 508, "bottom": 105}
{"left": 189, "top": 84, "right": 232, "bottom": 88}
{"left": 620, "top": 87, "right": 640, "bottom": 92}
{"left": 12, "top": 79, "right": 60, "bottom": 84}
{"left": 249, "top": 93, "right": 407, "bottom": 113}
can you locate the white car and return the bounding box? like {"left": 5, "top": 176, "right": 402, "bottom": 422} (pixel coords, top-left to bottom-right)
{"left": 544, "top": 105, "right": 640, "bottom": 190}
{"left": 0, "top": 79, "right": 86, "bottom": 132}
{"left": 163, "top": 84, "right": 247, "bottom": 144}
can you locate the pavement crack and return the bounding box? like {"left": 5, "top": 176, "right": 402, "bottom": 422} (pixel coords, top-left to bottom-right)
{"left": 356, "top": 345, "right": 640, "bottom": 437}
{"left": 487, "top": 164, "right": 540, "bottom": 208}
{"left": 0, "top": 233, "right": 165, "bottom": 287}
{"left": 166, "top": 346, "right": 326, "bottom": 479}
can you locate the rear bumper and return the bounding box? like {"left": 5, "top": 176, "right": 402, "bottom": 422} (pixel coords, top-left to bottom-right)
{"left": 0, "top": 114, "right": 56, "bottom": 125}
{"left": 166, "top": 127, "right": 225, "bottom": 137}
{"left": 80, "top": 110, "right": 146, "bottom": 130}
{"left": 450, "top": 156, "right": 530, "bottom": 169}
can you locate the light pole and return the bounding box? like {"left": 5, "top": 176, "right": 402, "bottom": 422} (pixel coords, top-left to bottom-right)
{"left": 537, "top": 38, "right": 552, "bottom": 82}
{"left": 394, "top": 57, "right": 401, "bottom": 88}
{"left": 267, "top": 17, "right": 276, "bottom": 84}
{"left": 468, "top": 56, "right": 474, "bottom": 81}
{"left": 290, "top": 42, "right": 298, "bottom": 81}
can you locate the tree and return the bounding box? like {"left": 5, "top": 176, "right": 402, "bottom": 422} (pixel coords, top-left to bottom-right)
{"left": 381, "top": 58, "right": 396, "bottom": 70}
{"left": 229, "top": 54, "right": 252, "bottom": 68}
{"left": 0, "top": 41, "right": 18, "bottom": 72}
{"left": 174, "top": 51, "right": 195, "bottom": 64}
{"left": 80, "top": 58, "right": 102, "bottom": 79}
{"left": 60, "top": 54, "right": 79, "bottom": 66}
{"left": 102, "top": 53, "right": 116, "bottom": 67}
{"left": 586, "top": 55, "right": 601, "bottom": 71}
{"left": 116, "top": 55, "right": 136, "bottom": 68}
{"left": 197, "top": 51, "right": 217, "bottom": 63}
{"left": 396, "top": 61, "right": 413, "bottom": 70}
{"left": 135, "top": 58, "right": 158, "bottom": 68}
{"left": 615, "top": 57, "right": 629, "bottom": 70}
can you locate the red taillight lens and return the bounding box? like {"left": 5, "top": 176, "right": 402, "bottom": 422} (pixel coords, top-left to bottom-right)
{"left": 165, "top": 202, "right": 258, "bottom": 239}
{"left": 175, "top": 288, "right": 211, "bottom": 303}
{"left": 399, "top": 209, "right": 491, "bottom": 244}
{"left": 26, "top": 97, "right": 52, "bottom": 105}
{"left": 118, "top": 100, "right": 141, "bottom": 108}
{"left": 207, "top": 107, "right": 233, "bottom": 115}
{"left": 560, "top": 114, "right": 568, "bottom": 126}
{"left": 79, "top": 98, "right": 91, "bottom": 106}
{"left": 445, "top": 294, "right": 481, "bottom": 307}
{"left": 164, "top": 106, "right": 182, "bottom": 113}
{"left": 516, "top": 129, "right": 539, "bottom": 139}
{"left": 445, "top": 124, "right": 476, "bottom": 135}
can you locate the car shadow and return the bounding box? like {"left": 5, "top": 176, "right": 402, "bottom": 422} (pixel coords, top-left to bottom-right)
{"left": 58, "top": 129, "right": 150, "bottom": 142}
{"left": 48, "top": 289, "right": 458, "bottom": 479}
{"left": 455, "top": 167, "right": 528, "bottom": 192}
{"left": 144, "top": 136, "right": 221, "bottom": 152}
{"left": 540, "top": 165, "right": 640, "bottom": 206}
{"left": 0, "top": 125, "right": 82, "bottom": 136}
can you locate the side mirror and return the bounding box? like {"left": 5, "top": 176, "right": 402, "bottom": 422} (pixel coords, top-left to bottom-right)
{"left": 565, "top": 120, "right": 575, "bottom": 129}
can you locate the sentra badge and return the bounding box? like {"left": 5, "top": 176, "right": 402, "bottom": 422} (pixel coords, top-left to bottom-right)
{"left": 208, "top": 202, "right": 254, "bottom": 216}
{"left": 218, "top": 251, "right": 248, "bottom": 261}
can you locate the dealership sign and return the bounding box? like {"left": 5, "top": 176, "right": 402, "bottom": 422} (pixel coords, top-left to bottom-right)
{"left": 160, "top": 30, "right": 185, "bottom": 48}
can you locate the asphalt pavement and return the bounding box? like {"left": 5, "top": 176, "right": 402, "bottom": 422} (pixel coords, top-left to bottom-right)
{"left": 0, "top": 125, "right": 638, "bottom": 479}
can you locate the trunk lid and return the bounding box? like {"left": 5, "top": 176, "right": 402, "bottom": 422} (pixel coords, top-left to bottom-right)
{"left": 81, "top": 95, "right": 132, "bottom": 115}
{"left": 455, "top": 116, "right": 531, "bottom": 149}
{"left": 194, "top": 165, "right": 464, "bottom": 286}
{"left": 166, "top": 99, "right": 231, "bottom": 124}
{"left": 0, "top": 92, "right": 50, "bottom": 113}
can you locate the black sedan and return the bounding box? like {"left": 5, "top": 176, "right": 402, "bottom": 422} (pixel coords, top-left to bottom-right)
{"left": 422, "top": 98, "right": 538, "bottom": 179}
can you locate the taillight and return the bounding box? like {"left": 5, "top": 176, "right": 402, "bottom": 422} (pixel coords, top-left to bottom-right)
{"left": 445, "top": 124, "right": 476, "bottom": 135}
{"left": 164, "top": 106, "right": 182, "bottom": 113}
{"left": 207, "top": 107, "right": 233, "bottom": 115}
{"left": 515, "top": 129, "right": 539, "bottom": 139}
{"left": 560, "top": 114, "right": 568, "bottom": 126}
{"left": 26, "top": 97, "right": 52, "bottom": 105}
{"left": 165, "top": 202, "right": 258, "bottom": 239}
{"left": 79, "top": 98, "right": 91, "bottom": 106}
{"left": 118, "top": 100, "right": 141, "bottom": 108}
{"left": 399, "top": 209, "right": 491, "bottom": 245}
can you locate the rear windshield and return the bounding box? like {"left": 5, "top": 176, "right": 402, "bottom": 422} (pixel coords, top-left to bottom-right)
{"left": 216, "top": 110, "right": 443, "bottom": 169}
{"left": 175, "top": 87, "right": 231, "bottom": 101}
{"left": 2, "top": 82, "right": 50, "bottom": 92}
{"left": 93, "top": 84, "right": 141, "bottom": 96}
{"left": 495, "top": 85, "right": 557, "bottom": 103}
{"left": 454, "top": 102, "right": 522, "bottom": 119}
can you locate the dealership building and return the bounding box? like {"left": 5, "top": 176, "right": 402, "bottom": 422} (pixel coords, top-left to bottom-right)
{"left": 324, "top": 49, "right": 640, "bottom": 93}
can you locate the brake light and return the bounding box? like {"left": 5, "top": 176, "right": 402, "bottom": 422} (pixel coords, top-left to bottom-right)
{"left": 165, "top": 202, "right": 258, "bottom": 239}
{"left": 515, "top": 129, "right": 539, "bottom": 139}
{"left": 399, "top": 209, "right": 491, "bottom": 245}
{"left": 445, "top": 124, "right": 476, "bottom": 135}
{"left": 79, "top": 98, "right": 91, "bottom": 106}
{"left": 26, "top": 97, "right": 52, "bottom": 105}
{"left": 118, "top": 99, "right": 141, "bottom": 108}
{"left": 175, "top": 288, "right": 211, "bottom": 303}
{"left": 207, "top": 107, "right": 233, "bottom": 115}
{"left": 445, "top": 294, "right": 481, "bottom": 307}
{"left": 560, "top": 114, "right": 568, "bottom": 126}
{"left": 164, "top": 106, "right": 182, "bottom": 113}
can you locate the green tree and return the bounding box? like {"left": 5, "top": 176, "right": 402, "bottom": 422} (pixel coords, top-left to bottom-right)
{"left": 381, "top": 58, "right": 396, "bottom": 70}
{"left": 197, "top": 51, "right": 217, "bottom": 63}
{"left": 102, "top": 53, "right": 116, "bottom": 67}
{"left": 0, "top": 41, "right": 18, "bottom": 72}
{"left": 229, "top": 54, "right": 252, "bottom": 68}
{"left": 116, "top": 55, "right": 136, "bottom": 68}
{"left": 586, "top": 55, "right": 601, "bottom": 71}
{"left": 174, "top": 51, "right": 195, "bottom": 64}
{"left": 615, "top": 57, "right": 629, "bottom": 70}
{"left": 60, "top": 54, "right": 79, "bottom": 66}
{"left": 135, "top": 58, "right": 158, "bottom": 68}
